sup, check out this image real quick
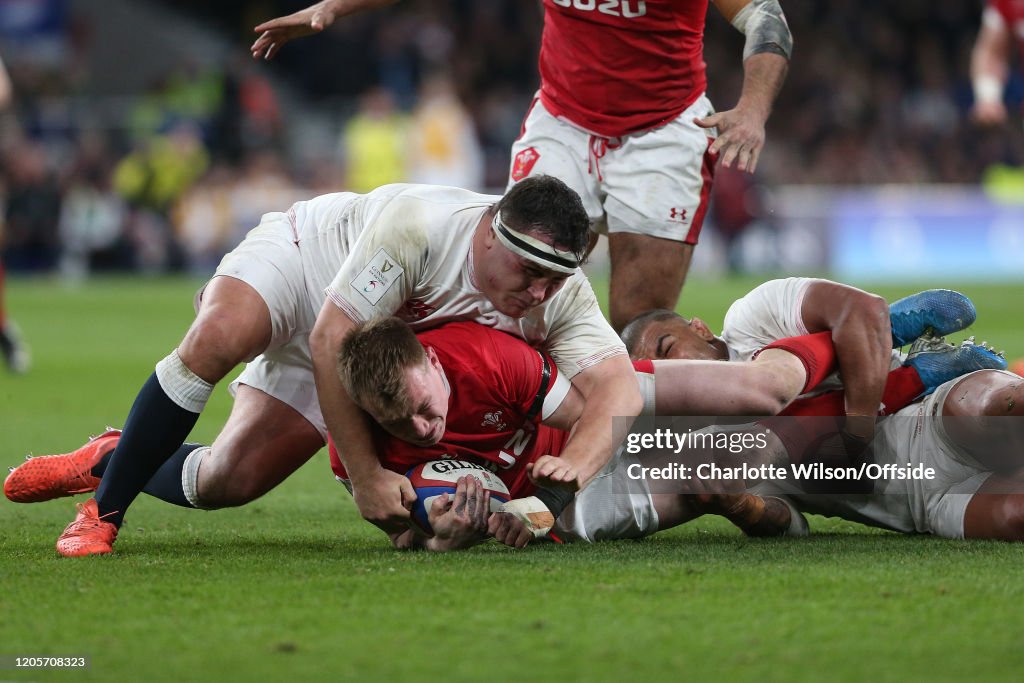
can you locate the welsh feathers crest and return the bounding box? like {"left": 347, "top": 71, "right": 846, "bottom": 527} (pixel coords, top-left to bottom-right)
{"left": 481, "top": 410, "right": 507, "bottom": 431}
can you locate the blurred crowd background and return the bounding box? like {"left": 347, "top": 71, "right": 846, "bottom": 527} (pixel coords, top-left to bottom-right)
{"left": 0, "top": 0, "right": 1021, "bottom": 278}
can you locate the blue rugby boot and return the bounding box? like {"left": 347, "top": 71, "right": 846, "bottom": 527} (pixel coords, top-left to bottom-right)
{"left": 889, "top": 289, "right": 976, "bottom": 347}
{"left": 903, "top": 334, "right": 1007, "bottom": 397}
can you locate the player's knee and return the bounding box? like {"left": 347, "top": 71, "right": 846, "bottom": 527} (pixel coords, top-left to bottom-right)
{"left": 979, "top": 372, "right": 1024, "bottom": 416}
{"left": 180, "top": 311, "right": 270, "bottom": 381}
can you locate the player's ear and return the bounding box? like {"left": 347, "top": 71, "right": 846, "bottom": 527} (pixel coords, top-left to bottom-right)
{"left": 689, "top": 317, "right": 715, "bottom": 341}
{"left": 424, "top": 345, "right": 442, "bottom": 371}
{"left": 481, "top": 213, "right": 497, "bottom": 248}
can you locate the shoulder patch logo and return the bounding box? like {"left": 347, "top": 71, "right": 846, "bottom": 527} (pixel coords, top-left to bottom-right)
{"left": 511, "top": 147, "right": 540, "bottom": 182}
{"left": 351, "top": 247, "right": 405, "bottom": 306}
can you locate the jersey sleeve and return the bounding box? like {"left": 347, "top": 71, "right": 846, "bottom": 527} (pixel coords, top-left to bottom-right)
{"left": 324, "top": 195, "right": 429, "bottom": 323}
{"left": 721, "top": 277, "right": 816, "bottom": 361}
{"left": 540, "top": 274, "right": 627, "bottom": 378}
{"left": 482, "top": 327, "right": 570, "bottom": 423}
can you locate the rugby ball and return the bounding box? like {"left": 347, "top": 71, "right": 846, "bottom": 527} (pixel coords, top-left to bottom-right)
{"left": 407, "top": 460, "right": 511, "bottom": 535}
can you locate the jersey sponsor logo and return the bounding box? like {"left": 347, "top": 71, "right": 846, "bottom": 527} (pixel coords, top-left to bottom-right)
{"left": 511, "top": 147, "right": 540, "bottom": 181}
{"left": 351, "top": 248, "right": 405, "bottom": 306}
{"left": 482, "top": 410, "right": 507, "bottom": 431}
{"left": 668, "top": 207, "right": 688, "bottom": 223}
{"left": 550, "top": 0, "right": 647, "bottom": 18}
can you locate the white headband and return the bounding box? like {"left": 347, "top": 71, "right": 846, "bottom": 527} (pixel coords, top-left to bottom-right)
{"left": 491, "top": 213, "right": 580, "bottom": 274}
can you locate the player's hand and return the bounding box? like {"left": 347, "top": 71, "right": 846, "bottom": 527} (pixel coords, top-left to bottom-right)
{"left": 488, "top": 511, "right": 534, "bottom": 549}
{"left": 426, "top": 476, "right": 491, "bottom": 551}
{"left": 351, "top": 468, "right": 415, "bottom": 533}
{"left": 971, "top": 101, "right": 1009, "bottom": 128}
{"left": 526, "top": 455, "right": 580, "bottom": 492}
{"left": 694, "top": 106, "right": 767, "bottom": 174}
{"left": 251, "top": 1, "right": 340, "bottom": 60}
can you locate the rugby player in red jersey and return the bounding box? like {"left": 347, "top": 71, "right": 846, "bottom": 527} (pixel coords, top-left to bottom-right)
{"left": 250, "top": 0, "right": 793, "bottom": 331}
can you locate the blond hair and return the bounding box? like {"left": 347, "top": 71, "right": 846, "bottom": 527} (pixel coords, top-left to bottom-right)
{"left": 337, "top": 317, "right": 427, "bottom": 421}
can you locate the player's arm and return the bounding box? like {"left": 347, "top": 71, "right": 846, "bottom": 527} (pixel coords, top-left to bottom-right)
{"left": 650, "top": 351, "right": 806, "bottom": 417}
{"left": 971, "top": 5, "right": 1012, "bottom": 126}
{"left": 542, "top": 384, "right": 583, "bottom": 432}
{"left": 530, "top": 354, "right": 642, "bottom": 491}
{"left": 251, "top": 0, "right": 398, "bottom": 60}
{"left": 800, "top": 280, "right": 890, "bottom": 439}
{"left": 317, "top": 195, "right": 429, "bottom": 529}
{"left": 697, "top": 0, "right": 792, "bottom": 173}
{"left": 310, "top": 301, "right": 416, "bottom": 533}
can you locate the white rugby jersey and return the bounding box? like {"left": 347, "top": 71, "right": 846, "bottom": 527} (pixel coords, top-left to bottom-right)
{"left": 289, "top": 184, "right": 624, "bottom": 377}
{"left": 727, "top": 279, "right": 968, "bottom": 535}
{"left": 721, "top": 277, "right": 817, "bottom": 363}
{"left": 722, "top": 277, "right": 902, "bottom": 393}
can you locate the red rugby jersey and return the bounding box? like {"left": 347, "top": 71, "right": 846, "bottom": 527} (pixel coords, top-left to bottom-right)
{"left": 329, "top": 322, "right": 569, "bottom": 498}
{"left": 539, "top": 0, "right": 709, "bottom": 137}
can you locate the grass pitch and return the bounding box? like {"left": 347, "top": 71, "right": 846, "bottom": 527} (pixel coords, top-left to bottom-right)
{"left": 2, "top": 275, "right": 1024, "bottom": 683}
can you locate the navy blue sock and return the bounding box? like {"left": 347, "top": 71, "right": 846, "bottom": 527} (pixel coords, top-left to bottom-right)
{"left": 142, "top": 443, "right": 204, "bottom": 508}
{"left": 95, "top": 372, "right": 203, "bottom": 527}
{"left": 92, "top": 443, "right": 204, "bottom": 508}
{"left": 92, "top": 450, "right": 114, "bottom": 478}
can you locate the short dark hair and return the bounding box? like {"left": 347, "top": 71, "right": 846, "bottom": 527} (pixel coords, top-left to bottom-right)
{"left": 337, "top": 317, "right": 427, "bottom": 421}
{"left": 620, "top": 309, "right": 687, "bottom": 358}
{"left": 494, "top": 175, "right": 590, "bottom": 264}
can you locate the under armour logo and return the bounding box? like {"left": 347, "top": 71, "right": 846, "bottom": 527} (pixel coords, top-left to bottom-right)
{"left": 669, "top": 208, "right": 688, "bottom": 222}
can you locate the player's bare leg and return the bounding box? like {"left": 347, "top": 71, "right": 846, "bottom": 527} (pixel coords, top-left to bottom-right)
{"left": 934, "top": 371, "right": 1024, "bottom": 541}
{"left": 642, "top": 427, "right": 805, "bottom": 537}
{"left": 962, "top": 473, "right": 1024, "bottom": 540}
{"left": 941, "top": 370, "right": 1024, "bottom": 472}
{"left": 178, "top": 276, "right": 274, "bottom": 382}
{"left": 195, "top": 385, "right": 324, "bottom": 507}
{"left": 652, "top": 490, "right": 803, "bottom": 538}
{"left": 607, "top": 233, "right": 693, "bottom": 333}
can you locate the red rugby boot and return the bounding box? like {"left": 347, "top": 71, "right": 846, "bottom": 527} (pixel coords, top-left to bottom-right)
{"left": 56, "top": 498, "right": 118, "bottom": 557}
{"left": 4, "top": 429, "right": 120, "bottom": 503}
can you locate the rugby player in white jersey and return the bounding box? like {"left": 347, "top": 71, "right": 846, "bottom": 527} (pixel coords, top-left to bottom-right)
{"left": 25, "top": 176, "right": 643, "bottom": 556}
{"left": 621, "top": 278, "right": 1022, "bottom": 541}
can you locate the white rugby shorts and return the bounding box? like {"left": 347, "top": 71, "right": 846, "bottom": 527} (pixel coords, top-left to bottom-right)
{"left": 199, "top": 211, "right": 328, "bottom": 440}
{"left": 883, "top": 372, "right": 999, "bottom": 538}
{"left": 508, "top": 95, "right": 717, "bottom": 244}
{"left": 793, "top": 373, "right": 1001, "bottom": 539}
{"left": 555, "top": 448, "right": 659, "bottom": 543}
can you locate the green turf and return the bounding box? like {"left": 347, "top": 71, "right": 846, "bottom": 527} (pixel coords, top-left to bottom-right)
{"left": 2, "top": 275, "right": 1024, "bottom": 683}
